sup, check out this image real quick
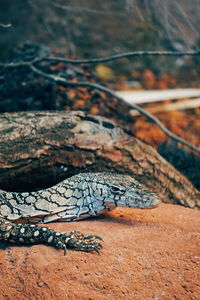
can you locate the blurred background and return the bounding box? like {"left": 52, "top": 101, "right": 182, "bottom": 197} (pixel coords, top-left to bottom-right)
{"left": 0, "top": 0, "right": 200, "bottom": 83}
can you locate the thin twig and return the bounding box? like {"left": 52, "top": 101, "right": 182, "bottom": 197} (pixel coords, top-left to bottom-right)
{"left": 40, "top": 50, "right": 200, "bottom": 65}
{"left": 0, "top": 23, "right": 12, "bottom": 28}
{"left": 51, "top": 2, "right": 126, "bottom": 17}
{"left": 1, "top": 50, "right": 199, "bottom": 68}
{"left": 1, "top": 59, "right": 200, "bottom": 153}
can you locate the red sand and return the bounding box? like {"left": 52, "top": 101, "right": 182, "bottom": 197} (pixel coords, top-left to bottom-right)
{"left": 0, "top": 203, "right": 200, "bottom": 300}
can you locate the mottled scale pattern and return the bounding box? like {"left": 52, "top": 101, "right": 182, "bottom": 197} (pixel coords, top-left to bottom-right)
{"left": 0, "top": 172, "right": 160, "bottom": 254}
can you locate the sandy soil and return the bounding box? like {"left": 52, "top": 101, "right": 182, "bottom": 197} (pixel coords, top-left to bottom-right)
{"left": 0, "top": 203, "right": 200, "bottom": 300}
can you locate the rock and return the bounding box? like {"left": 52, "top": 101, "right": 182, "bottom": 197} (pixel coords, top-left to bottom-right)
{"left": 0, "top": 203, "right": 200, "bottom": 300}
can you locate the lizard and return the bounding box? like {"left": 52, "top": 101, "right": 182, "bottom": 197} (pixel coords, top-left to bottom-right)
{"left": 0, "top": 172, "right": 160, "bottom": 254}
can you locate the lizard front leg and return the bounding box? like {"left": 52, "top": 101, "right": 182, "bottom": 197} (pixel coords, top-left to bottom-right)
{"left": 0, "top": 217, "right": 103, "bottom": 255}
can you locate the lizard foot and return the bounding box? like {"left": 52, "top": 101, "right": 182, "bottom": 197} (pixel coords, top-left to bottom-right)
{"left": 0, "top": 218, "right": 103, "bottom": 255}
{"left": 53, "top": 230, "right": 103, "bottom": 255}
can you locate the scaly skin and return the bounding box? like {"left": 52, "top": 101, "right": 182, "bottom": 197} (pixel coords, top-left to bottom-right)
{"left": 0, "top": 172, "right": 160, "bottom": 254}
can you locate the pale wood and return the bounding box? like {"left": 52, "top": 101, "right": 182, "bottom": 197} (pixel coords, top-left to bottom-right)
{"left": 116, "top": 89, "right": 200, "bottom": 104}
{"left": 130, "top": 98, "right": 200, "bottom": 116}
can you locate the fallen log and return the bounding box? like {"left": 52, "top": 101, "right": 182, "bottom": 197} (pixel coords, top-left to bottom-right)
{"left": 0, "top": 110, "right": 199, "bottom": 209}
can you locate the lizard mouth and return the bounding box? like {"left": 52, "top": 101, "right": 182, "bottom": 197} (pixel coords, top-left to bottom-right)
{"left": 144, "top": 198, "right": 161, "bottom": 209}
{"left": 144, "top": 203, "right": 160, "bottom": 209}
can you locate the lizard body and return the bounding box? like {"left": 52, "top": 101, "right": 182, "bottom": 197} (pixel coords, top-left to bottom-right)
{"left": 0, "top": 172, "right": 160, "bottom": 254}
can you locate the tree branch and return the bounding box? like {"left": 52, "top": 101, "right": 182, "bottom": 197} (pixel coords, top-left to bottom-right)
{"left": 1, "top": 50, "right": 199, "bottom": 68}
{"left": 1, "top": 59, "right": 200, "bottom": 154}
{"left": 31, "top": 65, "right": 200, "bottom": 154}
{"left": 44, "top": 50, "right": 200, "bottom": 64}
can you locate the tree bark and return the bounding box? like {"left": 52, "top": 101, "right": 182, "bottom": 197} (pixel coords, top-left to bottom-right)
{"left": 0, "top": 110, "right": 199, "bottom": 209}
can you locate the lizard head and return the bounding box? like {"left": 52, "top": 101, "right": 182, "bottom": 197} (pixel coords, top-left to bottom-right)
{"left": 83, "top": 172, "right": 161, "bottom": 209}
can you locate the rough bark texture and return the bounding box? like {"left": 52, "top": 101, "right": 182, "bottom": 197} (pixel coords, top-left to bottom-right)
{"left": 0, "top": 110, "right": 199, "bottom": 209}
{"left": 0, "top": 203, "right": 200, "bottom": 300}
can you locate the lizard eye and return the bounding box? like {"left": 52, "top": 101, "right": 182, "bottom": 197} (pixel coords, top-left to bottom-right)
{"left": 111, "top": 185, "right": 126, "bottom": 195}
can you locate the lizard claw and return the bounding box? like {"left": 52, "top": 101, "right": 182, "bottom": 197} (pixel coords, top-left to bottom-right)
{"left": 83, "top": 234, "right": 103, "bottom": 241}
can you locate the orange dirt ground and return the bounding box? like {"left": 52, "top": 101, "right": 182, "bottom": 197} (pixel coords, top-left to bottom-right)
{"left": 0, "top": 203, "right": 200, "bottom": 300}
